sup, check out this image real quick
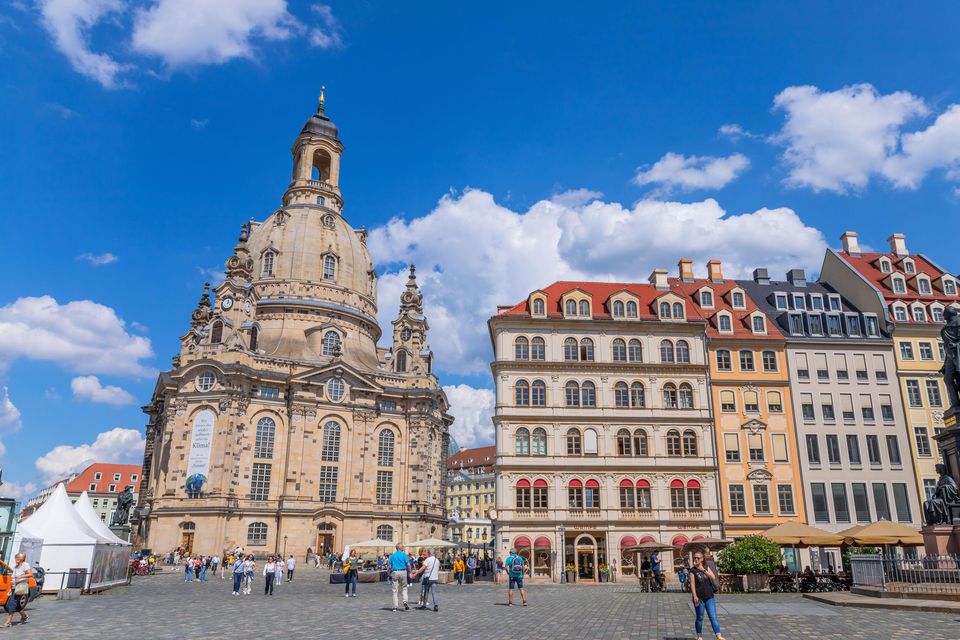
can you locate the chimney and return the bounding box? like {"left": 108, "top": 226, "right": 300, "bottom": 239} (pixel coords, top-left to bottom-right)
{"left": 753, "top": 268, "right": 770, "bottom": 285}
{"left": 678, "top": 258, "right": 694, "bottom": 281}
{"left": 888, "top": 233, "right": 908, "bottom": 257}
{"left": 649, "top": 268, "right": 669, "bottom": 290}
{"left": 707, "top": 260, "right": 723, "bottom": 282}
{"left": 787, "top": 269, "right": 807, "bottom": 287}
{"left": 840, "top": 231, "right": 861, "bottom": 256}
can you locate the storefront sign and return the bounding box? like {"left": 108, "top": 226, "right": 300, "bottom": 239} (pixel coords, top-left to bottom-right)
{"left": 185, "top": 409, "right": 215, "bottom": 495}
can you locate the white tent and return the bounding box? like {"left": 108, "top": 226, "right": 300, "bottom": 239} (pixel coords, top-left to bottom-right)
{"left": 19, "top": 483, "right": 130, "bottom": 592}
{"left": 74, "top": 492, "right": 127, "bottom": 544}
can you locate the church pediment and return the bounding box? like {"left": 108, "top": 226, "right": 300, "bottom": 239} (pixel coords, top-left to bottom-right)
{"left": 290, "top": 361, "right": 383, "bottom": 393}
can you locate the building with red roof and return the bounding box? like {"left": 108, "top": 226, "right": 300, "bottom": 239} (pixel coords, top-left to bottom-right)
{"left": 65, "top": 463, "right": 142, "bottom": 525}
{"left": 445, "top": 446, "right": 496, "bottom": 545}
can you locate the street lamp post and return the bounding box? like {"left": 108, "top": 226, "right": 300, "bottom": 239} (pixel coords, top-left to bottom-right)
{"left": 283, "top": 535, "right": 288, "bottom": 559}
{"left": 558, "top": 524, "right": 566, "bottom": 584}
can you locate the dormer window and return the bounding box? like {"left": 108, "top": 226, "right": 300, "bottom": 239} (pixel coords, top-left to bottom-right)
{"left": 893, "top": 305, "right": 907, "bottom": 322}
{"left": 808, "top": 314, "right": 823, "bottom": 335}
{"left": 903, "top": 259, "right": 916, "bottom": 274}
{"left": 659, "top": 302, "right": 670, "bottom": 319}
{"left": 845, "top": 315, "right": 861, "bottom": 336}
{"left": 673, "top": 302, "right": 685, "bottom": 319}
{"left": 579, "top": 300, "right": 590, "bottom": 317}
{"left": 262, "top": 251, "right": 275, "bottom": 277}
{"left": 565, "top": 300, "right": 577, "bottom": 316}
{"left": 792, "top": 294, "right": 806, "bottom": 310}
{"left": 717, "top": 313, "right": 733, "bottom": 333}
{"left": 828, "top": 296, "right": 842, "bottom": 311}
{"left": 918, "top": 277, "right": 931, "bottom": 295}
{"left": 865, "top": 316, "right": 880, "bottom": 336}
{"left": 892, "top": 276, "right": 906, "bottom": 294}
{"left": 809, "top": 295, "right": 823, "bottom": 311}
{"left": 932, "top": 306, "right": 945, "bottom": 323}
{"left": 626, "top": 301, "right": 638, "bottom": 318}
{"left": 789, "top": 314, "right": 804, "bottom": 335}
{"left": 774, "top": 293, "right": 788, "bottom": 310}
{"left": 731, "top": 291, "right": 745, "bottom": 309}
{"left": 700, "top": 290, "right": 714, "bottom": 308}
{"left": 879, "top": 258, "right": 892, "bottom": 273}
{"left": 944, "top": 278, "right": 957, "bottom": 296}
{"left": 612, "top": 300, "right": 625, "bottom": 318}
{"left": 532, "top": 298, "right": 545, "bottom": 316}
{"left": 912, "top": 305, "right": 927, "bottom": 322}
{"left": 751, "top": 315, "right": 766, "bottom": 333}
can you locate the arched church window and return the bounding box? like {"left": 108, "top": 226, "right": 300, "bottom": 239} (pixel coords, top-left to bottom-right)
{"left": 247, "top": 522, "right": 267, "bottom": 546}
{"left": 210, "top": 321, "right": 223, "bottom": 344}
{"left": 378, "top": 429, "right": 395, "bottom": 467}
{"left": 262, "top": 251, "right": 275, "bottom": 277}
{"left": 376, "top": 525, "right": 394, "bottom": 542}
{"left": 321, "top": 421, "right": 341, "bottom": 461}
{"left": 321, "top": 330, "right": 341, "bottom": 356}
{"left": 323, "top": 255, "right": 337, "bottom": 280}
{"left": 395, "top": 350, "right": 407, "bottom": 373}
{"left": 249, "top": 326, "right": 259, "bottom": 352}
{"left": 254, "top": 417, "right": 276, "bottom": 459}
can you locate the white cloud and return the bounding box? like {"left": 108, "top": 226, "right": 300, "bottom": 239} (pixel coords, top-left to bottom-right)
{"left": 71, "top": 375, "right": 135, "bottom": 405}
{"left": 0, "top": 387, "right": 21, "bottom": 434}
{"left": 44, "top": 387, "right": 62, "bottom": 400}
{"left": 132, "top": 0, "right": 301, "bottom": 68}
{"left": 718, "top": 123, "right": 759, "bottom": 141}
{"left": 190, "top": 118, "right": 209, "bottom": 130}
{"left": 0, "top": 296, "right": 155, "bottom": 377}
{"left": 883, "top": 104, "right": 960, "bottom": 189}
{"left": 443, "top": 384, "right": 495, "bottom": 448}
{"left": 633, "top": 152, "right": 750, "bottom": 192}
{"left": 0, "top": 481, "right": 38, "bottom": 501}
{"left": 39, "top": 0, "right": 132, "bottom": 89}
{"left": 308, "top": 4, "right": 343, "bottom": 49}
{"left": 370, "top": 188, "right": 826, "bottom": 375}
{"left": 77, "top": 251, "right": 117, "bottom": 266}
{"left": 35, "top": 427, "right": 145, "bottom": 484}
{"left": 772, "top": 84, "right": 929, "bottom": 192}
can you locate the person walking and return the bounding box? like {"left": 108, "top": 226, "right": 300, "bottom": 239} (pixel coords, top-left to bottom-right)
{"left": 414, "top": 549, "right": 441, "bottom": 612}
{"left": 211, "top": 554, "right": 221, "bottom": 578}
{"left": 495, "top": 557, "right": 504, "bottom": 585}
{"left": 231, "top": 554, "right": 245, "bottom": 595}
{"left": 199, "top": 556, "right": 208, "bottom": 582}
{"left": 388, "top": 543, "right": 411, "bottom": 612}
{"left": 274, "top": 557, "right": 283, "bottom": 588}
{"left": 286, "top": 555, "right": 296, "bottom": 582}
{"left": 343, "top": 549, "right": 359, "bottom": 597}
{"left": 690, "top": 551, "right": 724, "bottom": 640}
{"left": 465, "top": 554, "right": 477, "bottom": 583}
{"left": 651, "top": 550, "right": 663, "bottom": 592}
{"left": 1, "top": 553, "right": 32, "bottom": 627}
{"left": 184, "top": 556, "right": 194, "bottom": 583}
{"left": 453, "top": 556, "right": 465, "bottom": 586}
{"left": 264, "top": 557, "right": 277, "bottom": 596}
{"left": 242, "top": 555, "right": 256, "bottom": 595}
{"left": 504, "top": 548, "right": 527, "bottom": 607}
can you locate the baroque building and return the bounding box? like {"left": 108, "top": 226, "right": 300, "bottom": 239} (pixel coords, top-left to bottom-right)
{"left": 138, "top": 95, "right": 453, "bottom": 556}
{"left": 444, "top": 446, "right": 495, "bottom": 546}
{"left": 490, "top": 273, "right": 722, "bottom": 583}
{"left": 671, "top": 260, "right": 807, "bottom": 546}
{"left": 822, "top": 232, "right": 960, "bottom": 503}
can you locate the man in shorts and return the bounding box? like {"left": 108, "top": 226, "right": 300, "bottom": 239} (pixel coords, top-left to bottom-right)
{"left": 504, "top": 549, "right": 527, "bottom": 607}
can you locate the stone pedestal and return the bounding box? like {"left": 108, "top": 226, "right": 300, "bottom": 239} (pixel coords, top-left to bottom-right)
{"left": 921, "top": 525, "right": 960, "bottom": 556}
{"left": 110, "top": 524, "right": 132, "bottom": 543}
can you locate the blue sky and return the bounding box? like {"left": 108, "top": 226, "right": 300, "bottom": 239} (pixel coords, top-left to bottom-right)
{"left": 2, "top": 1, "right": 960, "bottom": 498}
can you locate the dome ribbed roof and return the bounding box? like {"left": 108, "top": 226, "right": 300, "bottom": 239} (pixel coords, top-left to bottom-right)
{"left": 300, "top": 110, "right": 339, "bottom": 139}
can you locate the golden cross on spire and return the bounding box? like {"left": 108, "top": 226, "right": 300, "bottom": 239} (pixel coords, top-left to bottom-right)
{"left": 318, "top": 85, "right": 326, "bottom": 113}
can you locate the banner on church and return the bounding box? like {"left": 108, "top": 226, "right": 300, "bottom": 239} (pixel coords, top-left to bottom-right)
{"left": 185, "top": 409, "right": 215, "bottom": 496}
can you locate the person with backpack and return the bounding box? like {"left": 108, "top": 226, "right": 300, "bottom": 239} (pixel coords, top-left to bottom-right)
{"left": 690, "top": 551, "right": 724, "bottom": 640}
{"left": 413, "top": 549, "right": 441, "bottom": 612}
{"left": 504, "top": 549, "right": 527, "bottom": 607}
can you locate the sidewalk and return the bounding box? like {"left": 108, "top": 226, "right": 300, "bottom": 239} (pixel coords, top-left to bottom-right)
{"left": 804, "top": 591, "right": 960, "bottom": 614}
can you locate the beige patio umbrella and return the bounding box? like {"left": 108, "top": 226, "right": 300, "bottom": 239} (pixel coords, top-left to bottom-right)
{"left": 762, "top": 522, "right": 844, "bottom": 546}
{"left": 405, "top": 537, "right": 458, "bottom": 549}
{"left": 840, "top": 520, "right": 922, "bottom": 546}
{"left": 681, "top": 537, "right": 734, "bottom": 552}
{"left": 347, "top": 538, "right": 396, "bottom": 550}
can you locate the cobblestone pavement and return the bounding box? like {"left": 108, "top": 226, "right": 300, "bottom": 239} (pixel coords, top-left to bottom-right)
{"left": 10, "top": 568, "right": 960, "bottom": 639}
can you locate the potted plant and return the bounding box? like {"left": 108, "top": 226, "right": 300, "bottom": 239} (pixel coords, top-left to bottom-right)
{"left": 598, "top": 564, "right": 610, "bottom": 582}
{"left": 716, "top": 535, "right": 781, "bottom": 592}
{"left": 564, "top": 564, "right": 576, "bottom": 583}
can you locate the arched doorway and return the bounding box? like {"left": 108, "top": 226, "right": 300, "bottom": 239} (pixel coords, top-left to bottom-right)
{"left": 574, "top": 533, "right": 598, "bottom": 581}
{"left": 179, "top": 521, "right": 195, "bottom": 553}
{"left": 317, "top": 524, "right": 337, "bottom": 555}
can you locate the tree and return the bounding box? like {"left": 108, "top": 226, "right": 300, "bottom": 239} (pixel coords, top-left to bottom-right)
{"left": 716, "top": 535, "right": 782, "bottom": 575}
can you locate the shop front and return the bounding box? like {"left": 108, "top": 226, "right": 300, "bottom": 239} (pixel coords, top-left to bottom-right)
{"left": 563, "top": 532, "right": 606, "bottom": 582}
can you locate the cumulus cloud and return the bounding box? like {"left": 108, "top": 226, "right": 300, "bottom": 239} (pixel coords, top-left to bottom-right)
{"left": 35, "top": 427, "right": 145, "bottom": 484}
{"left": 634, "top": 152, "right": 750, "bottom": 192}
{"left": 443, "top": 384, "right": 495, "bottom": 448}
{"left": 308, "top": 4, "right": 344, "bottom": 49}
{"left": 370, "top": 189, "right": 826, "bottom": 374}
{"left": 0, "top": 481, "right": 38, "bottom": 501}
{"left": 39, "top": 0, "right": 132, "bottom": 89}
{"left": 77, "top": 252, "right": 117, "bottom": 266}
{"left": 71, "top": 375, "right": 135, "bottom": 405}
{"left": 132, "top": 0, "right": 301, "bottom": 68}
{"left": 0, "top": 387, "right": 21, "bottom": 435}
{"left": 0, "top": 296, "right": 155, "bottom": 377}
{"left": 718, "top": 124, "right": 759, "bottom": 142}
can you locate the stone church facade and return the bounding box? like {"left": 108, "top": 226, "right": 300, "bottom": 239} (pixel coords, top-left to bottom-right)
{"left": 138, "top": 94, "right": 453, "bottom": 557}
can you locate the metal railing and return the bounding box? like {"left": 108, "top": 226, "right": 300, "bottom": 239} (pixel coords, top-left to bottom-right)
{"left": 851, "top": 554, "right": 960, "bottom": 595}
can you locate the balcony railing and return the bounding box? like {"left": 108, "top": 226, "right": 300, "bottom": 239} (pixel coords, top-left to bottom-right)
{"left": 568, "top": 507, "right": 602, "bottom": 518}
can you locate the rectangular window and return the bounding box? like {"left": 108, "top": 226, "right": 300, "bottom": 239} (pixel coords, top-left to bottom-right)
{"left": 906, "top": 379, "right": 923, "bottom": 407}
{"left": 806, "top": 434, "right": 821, "bottom": 465}
{"left": 808, "top": 314, "right": 824, "bottom": 335}
{"left": 94, "top": 472, "right": 102, "bottom": 480}
{"left": 829, "top": 296, "right": 842, "bottom": 311}
{"left": 892, "top": 483, "right": 912, "bottom": 523}
{"left": 801, "top": 393, "right": 815, "bottom": 420}
{"left": 886, "top": 435, "right": 902, "bottom": 466}
{"left": 846, "top": 315, "right": 861, "bottom": 336}
{"left": 748, "top": 432, "right": 764, "bottom": 462}
{"left": 926, "top": 380, "right": 943, "bottom": 407}
{"left": 811, "top": 483, "right": 830, "bottom": 523}
{"left": 826, "top": 435, "right": 841, "bottom": 465}
{"left": 854, "top": 354, "right": 868, "bottom": 381}
{"left": 880, "top": 395, "right": 895, "bottom": 421}
{"left": 258, "top": 386, "right": 280, "bottom": 399}
{"left": 835, "top": 353, "right": 849, "bottom": 380}
{"left": 821, "top": 393, "right": 835, "bottom": 421}
{"left": 852, "top": 483, "right": 871, "bottom": 523}
{"left": 753, "top": 485, "right": 771, "bottom": 514}
{"left": 771, "top": 433, "right": 788, "bottom": 462}
{"left": 866, "top": 435, "right": 881, "bottom": 466}
{"left": 793, "top": 294, "right": 806, "bottom": 310}
{"left": 873, "top": 354, "right": 887, "bottom": 381}
{"left": 729, "top": 484, "right": 746, "bottom": 515}
{"left": 846, "top": 434, "right": 861, "bottom": 465}
{"left": 873, "top": 483, "right": 891, "bottom": 521}
{"left": 840, "top": 394, "right": 855, "bottom": 422}
{"left": 724, "top": 433, "right": 741, "bottom": 463}
{"left": 923, "top": 478, "right": 937, "bottom": 501}
{"left": 826, "top": 315, "right": 843, "bottom": 336}
{"left": 860, "top": 394, "right": 875, "bottom": 421}
{"left": 796, "top": 353, "right": 809, "bottom": 379}
{"left": 636, "top": 487, "right": 651, "bottom": 510}
{"left": 775, "top": 293, "right": 788, "bottom": 310}
{"left": 752, "top": 315, "right": 765, "bottom": 332}
{"left": 900, "top": 342, "right": 914, "bottom": 360}
{"left": 568, "top": 487, "right": 584, "bottom": 509}
{"left": 915, "top": 427, "right": 932, "bottom": 457}
{"left": 533, "top": 486, "right": 548, "bottom": 509}
{"left": 318, "top": 466, "right": 338, "bottom": 502}
{"left": 919, "top": 342, "right": 934, "bottom": 360}
{"left": 789, "top": 314, "right": 804, "bottom": 335}
{"left": 832, "top": 483, "right": 851, "bottom": 523}
{"left": 250, "top": 463, "right": 271, "bottom": 500}
{"left": 670, "top": 487, "right": 686, "bottom": 510}
{"left": 865, "top": 316, "right": 880, "bottom": 336}
{"left": 777, "top": 484, "right": 796, "bottom": 515}
{"left": 619, "top": 486, "right": 635, "bottom": 509}
{"left": 376, "top": 470, "right": 393, "bottom": 505}
{"left": 810, "top": 295, "right": 823, "bottom": 310}
{"left": 815, "top": 352, "right": 829, "bottom": 380}
{"left": 740, "top": 350, "right": 755, "bottom": 371}
{"left": 716, "top": 350, "right": 732, "bottom": 371}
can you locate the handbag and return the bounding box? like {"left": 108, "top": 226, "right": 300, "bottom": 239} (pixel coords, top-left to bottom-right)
{"left": 13, "top": 582, "right": 29, "bottom": 596}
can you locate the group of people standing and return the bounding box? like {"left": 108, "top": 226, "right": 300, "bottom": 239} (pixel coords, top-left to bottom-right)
{"left": 182, "top": 554, "right": 220, "bottom": 582}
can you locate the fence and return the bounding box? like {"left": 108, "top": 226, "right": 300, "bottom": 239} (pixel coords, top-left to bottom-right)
{"left": 850, "top": 554, "right": 960, "bottom": 595}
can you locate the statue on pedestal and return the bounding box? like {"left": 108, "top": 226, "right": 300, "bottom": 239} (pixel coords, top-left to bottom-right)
{"left": 942, "top": 307, "right": 960, "bottom": 415}
{"left": 924, "top": 464, "right": 960, "bottom": 526}
{"left": 111, "top": 485, "right": 135, "bottom": 527}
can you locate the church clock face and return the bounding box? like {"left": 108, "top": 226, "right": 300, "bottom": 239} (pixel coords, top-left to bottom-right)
{"left": 221, "top": 296, "right": 234, "bottom": 311}
{"left": 400, "top": 328, "right": 411, "bottom": 341}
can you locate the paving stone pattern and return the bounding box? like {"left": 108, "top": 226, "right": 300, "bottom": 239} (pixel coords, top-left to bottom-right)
{"left": 9, "top": 568, "right": 960, "bottom": 639}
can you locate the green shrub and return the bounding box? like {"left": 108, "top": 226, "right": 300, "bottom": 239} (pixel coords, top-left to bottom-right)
{"left": 716, "top": 535, "right": 782, "bottom": 575}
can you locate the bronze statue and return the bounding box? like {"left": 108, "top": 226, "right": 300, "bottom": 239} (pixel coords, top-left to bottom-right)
{"left": 924, "top": 464, "right": 960, "bottom": 526}
{"left": 111, "top": 485, "right": 135, "bottom": 527}
{"left": 942, "top": 307, "right": 960, "bottom": 414}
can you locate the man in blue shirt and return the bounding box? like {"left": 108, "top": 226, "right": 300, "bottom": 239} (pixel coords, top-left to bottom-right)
{"left": 651, "top": 551, "right": 663, "bottom": 592}
{"left": 504, "top": 549, "right": 527, "bottom": 607}
{"left": 388, "top": 543, "right": 411, "bottom": 611}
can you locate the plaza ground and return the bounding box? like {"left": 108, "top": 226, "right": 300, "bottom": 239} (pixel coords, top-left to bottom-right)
{"left": 12, "top": 567, "right": 960, "bottom": 639}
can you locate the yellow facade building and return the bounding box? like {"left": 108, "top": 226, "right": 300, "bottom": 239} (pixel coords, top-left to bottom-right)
{"left": 445, "top": 446, "right": 496, "bottom": 547}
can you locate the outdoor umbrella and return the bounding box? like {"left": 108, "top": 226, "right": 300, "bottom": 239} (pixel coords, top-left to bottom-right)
{"left": 346, "top": 538, "right": 396, "bottom": 551}
{"left": 762, "top": 522, "right": 844, "bottom": 546}
{"left": 681, "top": 537, "right": 733, "bottom": 552}
{"left": 405, "top": 538, "right": 458, "bottom": 549}
{"left": 840, "top": 520, "right": 923, "bottom": 546}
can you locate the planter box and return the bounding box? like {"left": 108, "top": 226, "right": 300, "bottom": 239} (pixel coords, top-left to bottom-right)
{"left": 743, "top": 573, "right": 770, "bottom": 592}
{"left": 565, "top": 571, "right": 576, "bottom": 583}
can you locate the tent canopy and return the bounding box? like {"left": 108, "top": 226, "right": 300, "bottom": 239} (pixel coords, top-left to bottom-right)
{"left": 347, "top": 538, "right": 397, "bottom": 549}
{"left": 405, "top": 538, "right": 457, "bottom": 549}
{"left": 74, "top": 492, "right": 129, "bottom": 545}
{"left": 762, "top": 522, "right": 844, "bottom": 546}
{"left": 840, "top": 519, "right": 922, "bottom": 546}
{"left": 21, "top": 484, "right": 112, "bottom": 545}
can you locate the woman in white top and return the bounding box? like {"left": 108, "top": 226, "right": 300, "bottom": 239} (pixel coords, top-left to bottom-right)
{"left": 3, "top": 553, "right": 32, "bottom": 627}
{"left": 242, "top": 556, "right": 256, "bottom": 595}
{"left": 263, "top": 557, "right": 277, "bottom": 596}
